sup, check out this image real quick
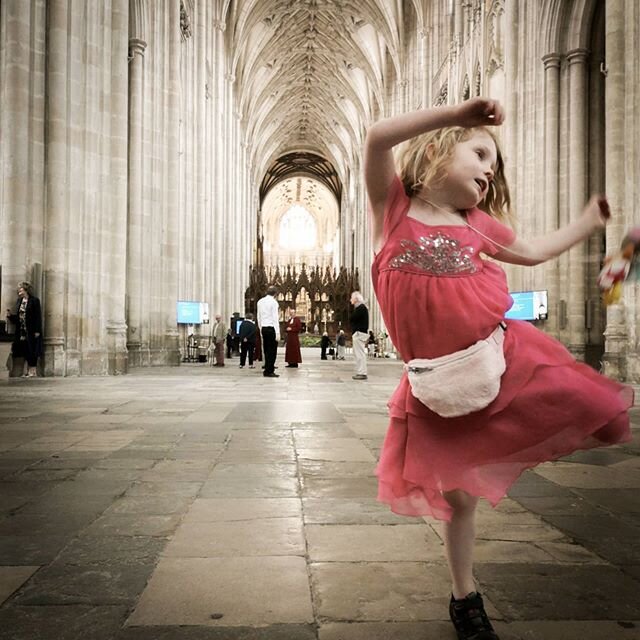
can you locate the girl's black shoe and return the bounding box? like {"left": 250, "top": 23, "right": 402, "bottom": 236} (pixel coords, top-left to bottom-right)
{"left": 449, "top": 591, "right": 499, "bottom": 640}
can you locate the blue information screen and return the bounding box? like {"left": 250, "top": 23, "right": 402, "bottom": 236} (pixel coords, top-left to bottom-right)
{"left": 505, "top": 291, "right": 548, "bottom": 321}
{"left": 176, "top": 301, "right": 201, "bottom": 324}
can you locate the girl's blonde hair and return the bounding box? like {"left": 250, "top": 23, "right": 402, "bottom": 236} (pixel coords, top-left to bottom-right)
{"left": 396, "top": 126, "right": 513, "bottom": 225}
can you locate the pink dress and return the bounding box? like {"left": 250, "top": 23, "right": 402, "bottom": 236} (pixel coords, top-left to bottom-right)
{"left": 372, "top": 177, "right": 633, "bottom": 521}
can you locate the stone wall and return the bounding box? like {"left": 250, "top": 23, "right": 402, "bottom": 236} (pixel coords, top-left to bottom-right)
{"left": 0, "top": 0, "right": 253, "bottom": 374}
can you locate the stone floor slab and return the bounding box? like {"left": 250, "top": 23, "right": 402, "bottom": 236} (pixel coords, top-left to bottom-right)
{"left": 0, "top": 605, "right": 129, "bottom": 640}
{"left": 297, "top": 460, "right": 376, "bottom": 478}
{"left": 82, "top": 513, "right": 182, "bottom": 537}
{"left": 476, "top": 563, "right": 640, "bottom": 620}
{"left": 224, "top": 402, "right": 343, "bottom": 423}
{"left": 318, "top": 621, "right": 458, "bottom": 640}
{"left": 12, "top": 561, "right": 156, "bottom": 606}
{"left": 310, "top": 562, "right": 452, "bottom": 621}
{"left": 0, "top": 535, "right": 70, "bottom": 564}
{"left": 182, "top": 497, "right": 302, "bottom": 523}
{"left": 306, "top": 524, "right": 443, "bottom": 562}
{"left": 301, "top": 476, "right": 379, "bottom": 498}
{"left": 200, "top": 475, "right": 300, "bottom": 498}
{"left": 209, "top": 462, "right": 297, "bottom": 478}
{"left": 535, "top": 461, "right": 640, "bottom": 488}
{"left": 55, "top": 535, "right": 165, "bottom": 566}
{"left": 127, "top": 556, "right": 313, "bottom": 626}
{"left": 303, "top": 497, "right": 423, "bottom": 525}
{"left": 0, "top": 566, "right": 39, "bottom": 605}
{"left": 297, "top": 446, "right": 375, "bottom": 463}
{"left": 116, "top": 624, "right": 318, "bottom": 640}
{"left": 164, "top": 517, "right": 305, "bottom": 557}
{"left": 499, "top": 620, "right": 640, "bottom": 639}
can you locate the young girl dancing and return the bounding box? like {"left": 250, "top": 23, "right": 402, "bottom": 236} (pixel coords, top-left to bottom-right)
{"left": 364, "top": 97, "right": 633, "bottom": 640}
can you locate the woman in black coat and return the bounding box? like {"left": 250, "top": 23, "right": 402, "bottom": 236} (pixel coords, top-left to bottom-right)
{"left": 320, "top": 332, "right": 332, "bottom": 360}
{"left": 6, "top": 282, "right": 42, "bottom": 377}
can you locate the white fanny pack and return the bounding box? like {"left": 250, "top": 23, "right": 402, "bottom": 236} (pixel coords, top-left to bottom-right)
{"left": 405, "top": 323, "right": 506, "bottom": 418}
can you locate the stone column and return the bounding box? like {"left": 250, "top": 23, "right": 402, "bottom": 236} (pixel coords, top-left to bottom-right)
{"left": 43, "top": 0, "right": 70, "bottom": 376}
{"left": 455, "top": 0, "right": 464, "bottom": 45}
{"left": 164, "top": 0, "right": 180, "bottom": 364}
{"left": 419, "top": 27, "right": 429, "bottom": 106}
{"left": 502, "top": 0, "right": 518, "bottom": 194}
{"left": 602, "top": 2, "right": 628, "bottom": 380}
{"left": 1, "top": 3, "right": 27, "bottom": 309}
{"left": 126, "top": 31, "right": 147, "bottom": 366}
{"left": 107, "top": 0, "right": 130, "bottom": 374}
{"left": 566, "top": 48, "right": 589, "bottom": 359}
{"left": 213, "top": 19, "right": 225, "bottom": 319}
{"left": 223, "top": 72, "right": 234, "bottom": 317}
{"left": 542, "top": 53, "right": 561, "bottom": 335}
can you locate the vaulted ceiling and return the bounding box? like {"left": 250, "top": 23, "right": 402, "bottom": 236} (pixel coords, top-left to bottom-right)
{"left": 226, "top": 0, "right": 421, "bottom": 199}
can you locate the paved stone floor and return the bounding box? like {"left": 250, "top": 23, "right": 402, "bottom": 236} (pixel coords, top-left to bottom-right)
{"left": 0, "top": 348, "right": 639, "bottom": 640}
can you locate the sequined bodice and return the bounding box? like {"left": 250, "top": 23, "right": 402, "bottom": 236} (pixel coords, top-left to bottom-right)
{"left": 388, "top": 232, "right": 477, "bottom": 276}
{"left": 371, "top": 178, "right": 515, "bottom": 360}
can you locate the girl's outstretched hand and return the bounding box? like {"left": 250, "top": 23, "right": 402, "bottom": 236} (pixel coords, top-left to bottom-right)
{"left": 582, "top": 195, "right": 611, "bottom": 232}
{"left": 454, "top": 97, "right": 505, "bottom": 127}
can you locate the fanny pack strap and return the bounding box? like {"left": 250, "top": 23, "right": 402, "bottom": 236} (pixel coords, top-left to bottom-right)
{"left": 405, "top": 322, "right": 506, "bottom": 370}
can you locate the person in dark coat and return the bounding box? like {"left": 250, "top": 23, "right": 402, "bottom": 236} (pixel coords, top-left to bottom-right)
{"left": 238, "top": 313, "right": 257, "bottom": 368}
{"left": 320, "top": 332, "right": 332, "bottom": 360}
{"left": 284, "top": 308, "right": 302, "bottom": 368}
{"left": 254, "top": 326, "right": 263, "bottom": 363}
{"left": 6, "top": 281, "right": 42, "bottom": 377}
{"left": 225, "top": 328, "right": 234, "bottom": 359}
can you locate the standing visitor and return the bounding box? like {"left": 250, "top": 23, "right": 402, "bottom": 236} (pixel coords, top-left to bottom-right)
{"left": 257, "top": 286, "right": 280, "bottom": 378}
{"left": 336, "top": 330, "right": 346, "bottom": 360}
{"left": 349, "top": 291, "right": 369, "bottom": 380}
{"left": 210, "top": 314, "right": 226, "bottom": 366}
{"left": 320, "top": 332, "right": 331, "bottom": 360}
{"left": 6, "top": 282, "right": 42, "bottom": 378}
{"left": 284, "top": 308, "right": 302, "bottom": 368}
{"left": 238, "top": 313, "right": 257, "bottom": 369}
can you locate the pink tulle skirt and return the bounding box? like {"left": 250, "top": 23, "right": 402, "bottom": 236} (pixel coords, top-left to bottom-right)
{"left": 376, "top": 321, "right": 633, "bottom": 522}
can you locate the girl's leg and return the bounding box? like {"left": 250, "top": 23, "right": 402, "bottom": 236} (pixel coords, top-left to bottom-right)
{"left": 442, "top": 489, "right": 479, "bottom": 598}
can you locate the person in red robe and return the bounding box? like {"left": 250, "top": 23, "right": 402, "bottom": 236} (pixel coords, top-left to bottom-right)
{"left": 284, "top": 308, "right": 302, "bottom": 368}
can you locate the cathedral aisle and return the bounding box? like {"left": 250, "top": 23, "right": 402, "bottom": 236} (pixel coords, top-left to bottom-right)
{"left": 0, "top": 351, "right": 639, "bottom": 639}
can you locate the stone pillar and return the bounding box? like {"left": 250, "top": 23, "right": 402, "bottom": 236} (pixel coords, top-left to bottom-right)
{"left": 43, "top": 0, "right": 70, "bottom": 376}
{"left": 602, "top": 2, "right": 629, "bottom": 380}
{"left": 566, "top": 48, "right": 589, "bottom": 359}
{"left": 223, "top": 72, "right": 234, "bottom": 317}
{"left": 126, "top": 33, "right": 147, "bottom": 366}
{"left": 419, "top": 27, "right": 429, "bottom": 106}
{"left": 542, "top": 53, "right": 561, "bottom": 335}
{"left": 502, "top": 0, "right": 518, "bottom": 196}
{"left": 162, "top": 0, "right": 181, "bottom": 364}
{"left": 455, "top": 0, "right": 464, "bottom": 45}
{"left": 213, "top": 19, "right": 225, "bottom": 319}
{"left": 107, "top": 0, "right": 130, "bottom": 374}
{"left": 1, "top": 2, "right": 31, "bottom": 313}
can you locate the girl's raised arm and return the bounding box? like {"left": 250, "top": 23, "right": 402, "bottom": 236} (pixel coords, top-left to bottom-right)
{"left": 363, "top": 98, "right": 504, "bottom": 250}
{"left": 494, "top": 196, "right": 610, "bottom": 266}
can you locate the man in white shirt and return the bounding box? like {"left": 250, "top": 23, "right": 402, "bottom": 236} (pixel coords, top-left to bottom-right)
{"left": 257, "top": 285, "right": 281, "bottom": 377}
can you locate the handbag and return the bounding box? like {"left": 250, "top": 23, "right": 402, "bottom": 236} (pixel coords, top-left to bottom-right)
{"left": 405, "top": 323, "right": 506, "bottom": 418}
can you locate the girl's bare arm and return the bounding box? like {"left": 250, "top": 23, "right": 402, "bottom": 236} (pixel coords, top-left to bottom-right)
{"left": 495, "top": 196, "right": 610, "bottom": 266}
